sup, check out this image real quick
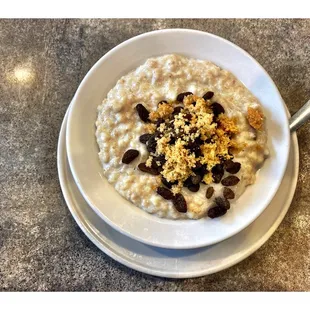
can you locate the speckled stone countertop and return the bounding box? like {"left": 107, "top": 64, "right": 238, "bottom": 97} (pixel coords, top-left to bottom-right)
{"left": 1, "top": 19, "right": 310, "bottom": 291}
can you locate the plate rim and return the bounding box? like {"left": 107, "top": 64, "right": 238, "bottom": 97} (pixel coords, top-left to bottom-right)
{"left": 58, "top": 108, "right": 299, "bottom": 278}
{"left": 66, "top": 28, "right": 291, "bottom": 249}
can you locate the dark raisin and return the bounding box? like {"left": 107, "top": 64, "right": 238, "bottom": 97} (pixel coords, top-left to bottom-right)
{"left": 151, "top": 155, "right": 165, "bottom": 172}
{"left": 189, "top": 127, "right": 198, "bottom": 134}
{"left": 206, "top": 187, "right": 214, "bottom": 199}
{"left": 172, "top": 193, "right": 187, "bottom": 213}
{"left": 191, "top": 174, "right": 202, "bottom": 185}
{"left": 211, "top": 102, "right": 225, "bottom": 116}
{"left": 203, "top": 91, "right": 214, "bottom": 100}
{"left": 135, "top": 104, "right": 150, "bottom": 122}
{"left": 221, "top": 176, "right": 240, "bottom": 186}
{"left": 153, "top": 154, "right": 166, "bottom": 167}
{"left": 186, "top": 141, "right": 200, "bottom": 153}
{"left": 224, "top": 160, "right": 241, "bottom": 174}
{"left": 151, "top": 159, "right": 161, "bottom": 171}
{"left": 156, "top": 118, "right": 165, "bottom": 126}
{"left": 223, "top": 187, "right": 235, "bottom": 200}
{"left": 214, "top": 196, "right": 230, "bottom": 210}
{"left": 212, "top": 164, "right": 224, "bottom": 183}
{"left": 169, "top": 136, "right": 176, "bottom": 145}
{"left": 192, "top": 162, "right": 203, "bottom": 172}
{"left": 207, "top": 206, "right": 227, "bottom": 219}
{"left": 195, "top": 164, "right": 207, "bottom": 178}
{"left": 138, "top": 163, "right": 160, "bottom": 175}
{"left": 176, "top": 92, "right": 193, "bottom": 102}
{"left": 188, "top": 183, "right": 200, "bottom": 192}
{"left": 195, "top": 137, "right": 204, "bottom": 145}
{"left": 154, "top": 130, "right": 163, "bottom": 139}
{"left": 194, "top": 149, "right": 202, "bottom": 158}
{"left": 121, "top": 149, "right": 139, "bottom": 164}
{"left": 158, "top": 100, "right": 167, "bottom": 106}
{"left": 184, "top": 113, "right": 192, "bottom": 121}
{"left": 146, "top": 135, "right": 157, "bottom": 153}
{"left": 183, "top": 177, "right": 193, "bottom": 187}
{"left": 173, "top": 106, "right": 183, "bottom": 115}
{"left": 161, "top": 177, "right": 177, "bottom": 189}
{"left": 139, "top": 133, "right": 153, "bottom": 144}
{"left": 157, "top": 187, "right": 174, "bottom": 200}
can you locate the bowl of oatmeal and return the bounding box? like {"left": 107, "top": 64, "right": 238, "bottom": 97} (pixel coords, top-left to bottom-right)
{"left": 66, "top": 29, "right": 290, "bottom": 249}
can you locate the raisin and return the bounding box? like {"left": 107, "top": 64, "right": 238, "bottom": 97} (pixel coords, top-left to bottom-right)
{"left": 146, "top": 135, "right": 157, "bottom": 153}
{"left": 224, "top": 160, "right": 241, "bottom": 174}
{"left": 173, "top": 106, "right": 183, "bottom": 115}
{"left": 214, "top": 196, "right": 230, "bottom": 210}
{"left": 212, "top": 164, "right": 224, "bottom": 183}
{"left": 138, "top": 163, "right": 160, "bottom": 175}
{"left": 188, "top": 183, "right": 200, "bottom": 192}
{"left": 195, "top": 137, "right": 204, "bottom": 145}
{"left": 151, "top": 155, "right": 165, "bottom": 172}
{"left": 186, "top": 141, "right": 201, "bottom": 154}
{"left": 195, "top": 164, "right": 207, "bottom": 179}
{"left": 169, "top": 137, "right": 176, "bottom": 145}
{"left": 156, "top": 118, "right": 165, "bottom": 126}
{"left": 158, "top": 100, "right": 167, "bottom": 106}
{"left": 221, "top": 176, "right": 240, "bottom": 186}
{"left": 184, "top": 113, "right": 192, "bottom": 121}
{"left": 223, "top": 187, "right": 235, "bottom": 200}
{"left": 151, "top": 159, "right": 161, "bottom": 171}
{"left": 176, "top": 92, "right": 193, "bottom": 102}
{"left": 191, "top": 174, "right": 202, "bottom": 185}
{"left": 206, "top": 187, "right": 214, "bottom": 199}
{"left": 135, "top": 104, "right": 150, "bottom": 122}
{"left": 202, "top": 91, "right": 214, "bottom": 100}
{"left": 194, "top": 148, "right": 202, "bottom": 158}
{"left": 211, "top": 102, "right": 225, "bottom": 116}
{"left": 207, "top": 206, "right": 227, "bottom": 218}
{"left": 183, "top": 177, "right": 193, "bottom": 187}
{"left": 192, "top": 162, "right": 203, "bottom": 172}
{"left": 154, "top": 130, "right": 163, "bottom": 139}
{"left": 172, "top": 193, "right": 187, "bottom": 213}
{"left": 139, "top": 133, "right": 153, "bottom": 144}
{"left": 161, "top": 177, "right": 177, "bottom": 189}
{"left": 189, "top": 127, "right": 198, "bottom": 134}
{"left": 157, "top": 187, "right": 174, "bottom": 200}
{"left": 153, "top": 154, "right": 166, "bottom": 167}
{"left": 121, "top": 149, "right": 139, "bottom": 164}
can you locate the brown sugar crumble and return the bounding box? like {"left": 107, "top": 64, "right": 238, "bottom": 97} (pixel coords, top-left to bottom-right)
{"left": 143, "top": 94, "right": 239, "bottom": 192}
{"left": 247, "top": 107, "right": 264, "bottom": 130}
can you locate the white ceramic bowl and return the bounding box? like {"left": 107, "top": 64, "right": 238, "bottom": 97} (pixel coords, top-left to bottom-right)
{"left": 66, "top": 29, "right": 290, "bottom": 249}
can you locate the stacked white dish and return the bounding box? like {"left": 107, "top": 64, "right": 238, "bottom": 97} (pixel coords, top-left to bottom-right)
{"left": 57, "top": 29, "right": 299, "bottom": 278}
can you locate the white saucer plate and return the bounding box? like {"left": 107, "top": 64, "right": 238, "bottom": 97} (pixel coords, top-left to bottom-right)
{"left": 58, "top": 110, "right": 299, "bottom": 278}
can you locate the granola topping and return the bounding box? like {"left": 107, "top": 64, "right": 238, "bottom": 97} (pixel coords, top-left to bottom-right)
{"left": 144, "top": 93, "right": 240, "bottom": 193}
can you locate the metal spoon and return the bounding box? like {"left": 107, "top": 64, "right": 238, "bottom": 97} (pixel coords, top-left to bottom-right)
{"left": 289, "top": 99, "right": 310, "bottom": 132}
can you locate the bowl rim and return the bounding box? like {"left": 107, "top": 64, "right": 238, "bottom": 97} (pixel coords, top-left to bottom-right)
{"left": 66, "top": 28, "right": 291, "bottom": 249}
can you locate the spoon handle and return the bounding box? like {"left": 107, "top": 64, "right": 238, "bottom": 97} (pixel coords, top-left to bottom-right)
{"left": 289, "top": 99, "right": 310, "bottom": 132}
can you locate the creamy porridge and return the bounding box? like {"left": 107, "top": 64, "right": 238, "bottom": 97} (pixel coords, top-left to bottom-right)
{"left": 95, "top": 54, "right": 269, "bottom": 220}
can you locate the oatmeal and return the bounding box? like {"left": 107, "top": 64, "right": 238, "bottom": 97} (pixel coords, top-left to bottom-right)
{"left": 95, "top": 54, "right": 269, "bottom": 220}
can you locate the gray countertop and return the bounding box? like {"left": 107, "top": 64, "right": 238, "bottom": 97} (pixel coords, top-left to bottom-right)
{"left": 1, "top": 19, "right": 310, "bottom": 291}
